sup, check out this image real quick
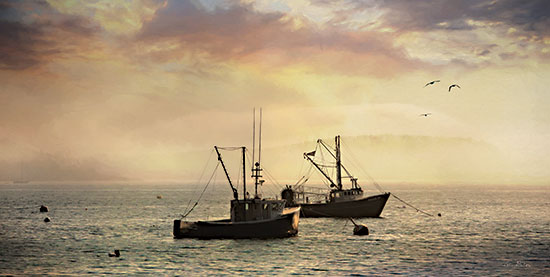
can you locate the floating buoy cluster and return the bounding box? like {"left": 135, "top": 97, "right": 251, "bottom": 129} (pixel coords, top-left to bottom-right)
{"left": 40, "top": 205, "right": 50, "bottom": 222}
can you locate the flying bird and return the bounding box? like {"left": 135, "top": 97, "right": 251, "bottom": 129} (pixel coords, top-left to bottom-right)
{"left": 424, "top": 80, "right": 440, "bottom": 87}
{"left": 448, "top": 84, "right": 461, "bottom": 92}
{"left": 419, "top": 113, "right": 432, "bottom": 117}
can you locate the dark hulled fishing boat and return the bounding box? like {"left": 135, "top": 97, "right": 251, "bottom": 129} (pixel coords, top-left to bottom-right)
{"left": 281, "top": 136, "right": 390, "bottom": 218}
{"left": 174, "top": 110, "right": 300, "bottom": 239}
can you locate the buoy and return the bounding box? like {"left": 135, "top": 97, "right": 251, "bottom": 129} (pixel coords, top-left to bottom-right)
{"left": 437, "top": 213, "right": 442, "bottom": 217}
{"left": 40, "top": 205, "right": 49, "bottom": 212}
{"left": 350, "top": 218, "right": 369, "bottom": 236}
{"left": 44, "top": 217, "right": 51, "bottom": 222}
{"left": 353, "top": 224, "right": 369, "bottom": 236}
{"left": 108, "top": 250, "right": 120, "bottom": 257}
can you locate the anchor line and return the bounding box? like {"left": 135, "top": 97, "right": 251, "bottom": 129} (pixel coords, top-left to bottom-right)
{"left": 391, "top": 193, "right": 434, "bottom": 217}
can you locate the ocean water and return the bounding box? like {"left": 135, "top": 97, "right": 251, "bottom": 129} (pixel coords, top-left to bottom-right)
{"left": 0, "top": 183, "right": 549, "bottom": 275}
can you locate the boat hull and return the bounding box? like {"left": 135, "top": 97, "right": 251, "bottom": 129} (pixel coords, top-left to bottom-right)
{"left": 173, "top": 207, "right": 300, "bottom": 239}
{"left": 300, "top": 193, "right": 390, "bottom": 218}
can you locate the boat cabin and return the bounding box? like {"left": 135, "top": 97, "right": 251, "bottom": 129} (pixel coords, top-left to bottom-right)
{"left": 231, "top": 198, "right": 286, "bottom": 222}
{"left": 329, "top": 188, "right": 364, "bottom": 203}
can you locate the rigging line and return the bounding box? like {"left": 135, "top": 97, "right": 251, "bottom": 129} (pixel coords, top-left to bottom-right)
{"left": 244, "top": 149, "right": 254, "bottom": 184}
{"left": 236, "top": 154, "right": 242, "bottom": 188}
{"left": 217, "top": 146, "right": 242, "bottom": 151}
{"left": 181, "top": 162, "right": 220, "bottom": 218}
{"left": 341, "top": 140, "right": 385, "bottom": 193}
{"left": 246, "top": 147, "right": 279, "bottom": 197}
{"left": 296, "top": 153, "right": 306, "bottom": 182}
{"left": 260, "top": 178, "right": 278, "bottom": 198}
{"left": 391, "top": 193, "right": 434, "bottom": 217}
{"left": 182, "top": 149, "right": 215, "bottom": 214}
{"left": 295, "top": 163, "right": 314, "bottom": 188}
{"left": 262, "top": 166, "right": 282, "bottom": 190}
{"left": 312, "top": 143, "right": 335, "bottom": 189}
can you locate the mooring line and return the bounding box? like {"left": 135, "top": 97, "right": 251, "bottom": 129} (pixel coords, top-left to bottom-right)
{"left": 391, "top": 193, "right": 434, "bottom": 217}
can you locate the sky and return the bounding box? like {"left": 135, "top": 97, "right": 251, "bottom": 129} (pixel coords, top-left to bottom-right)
{"left": 1, "top": 0, "right": 549, "bottom": 185}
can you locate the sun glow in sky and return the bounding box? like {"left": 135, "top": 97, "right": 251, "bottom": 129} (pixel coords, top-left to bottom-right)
{"left": 1, "top": 0, "right": 549, "bottom": 185}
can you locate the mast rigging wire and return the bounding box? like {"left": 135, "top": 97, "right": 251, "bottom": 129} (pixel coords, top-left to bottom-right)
{"left": 181, "top": 149, "right": 215, "bottom": 215}
{"left": 181, "top": 162, "right": 220, "bottom": 218}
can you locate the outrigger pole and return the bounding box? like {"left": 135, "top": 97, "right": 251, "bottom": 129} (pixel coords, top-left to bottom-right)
{"left": 303, "top": 151, "right": 337, "bottom": 188}
{"left": 215, "top": 146, "right": 238, "bottom": 200}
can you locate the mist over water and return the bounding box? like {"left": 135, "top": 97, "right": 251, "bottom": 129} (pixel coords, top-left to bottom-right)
{"left": 0, "top": 183, "right": 548, "bottom": 275}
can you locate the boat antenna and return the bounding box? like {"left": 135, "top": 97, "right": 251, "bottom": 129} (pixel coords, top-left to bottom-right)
{"left": 335, "top": 135, "right": 343, "bottom": 190}
{"left": 251, "top": 108, "right": 263, "bottom": 198}
{"left": 257, "top": 108, "right": 263, "bottom": 197}
{"left": 252, "top": 108, "right": 256, "bottom": 168}
{"left": 258, "top": 108, "right": 262, "bottom": 167}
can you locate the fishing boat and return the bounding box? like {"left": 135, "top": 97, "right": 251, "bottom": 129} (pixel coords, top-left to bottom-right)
{"left": 281, "top": 135, "right": 390, "bottom": 218}
{"left": 174, "top": 110, "right": 300, "bottom": 239}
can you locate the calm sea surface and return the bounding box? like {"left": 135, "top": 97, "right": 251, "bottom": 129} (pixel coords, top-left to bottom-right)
{"left": 0, "top": 183, "right": 548, "bottom": 275}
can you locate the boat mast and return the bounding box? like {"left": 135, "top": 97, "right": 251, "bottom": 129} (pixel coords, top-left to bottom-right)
{"left": 215, "top": 146, "right": 238, "bottom": 200}
{"left": 242, "top": 146, "right": 246, "bottom": 199}
{"left": 318, "top": 137, "right": 359, "bottom": 190}
{"left": 335, "top": 135, "right": 343, "bottom": 190}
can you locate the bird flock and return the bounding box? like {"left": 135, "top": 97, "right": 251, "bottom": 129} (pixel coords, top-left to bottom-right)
{"left": 420, "top": 80, "right": 461, "bottom": 117}
{"left": 424, "top": 80, "right": 461, "bottom": 92}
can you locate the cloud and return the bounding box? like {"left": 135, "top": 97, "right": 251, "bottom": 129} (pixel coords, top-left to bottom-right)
{"left": 134, "top": 0, "right": 420, "bottom": 76}
{"left": 0, "top": 1, "right": 101, "bottom": 70}
{"left": 369, "top": 0, "right": 550, "bottom": 34}
{"left": 312, "top": 0, "right": 550, "bottom": 66}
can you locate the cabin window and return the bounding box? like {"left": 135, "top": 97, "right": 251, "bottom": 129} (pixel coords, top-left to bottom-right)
{"left": 263, "top": 204, "right": 268, "bottom": 210}
{"left": 245, "top": 203, "right": 249, "bottom": 210}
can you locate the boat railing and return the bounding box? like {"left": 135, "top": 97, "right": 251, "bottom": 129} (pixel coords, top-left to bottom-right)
{"left": 295, "top": 185, "right": 328, "bottom": 195}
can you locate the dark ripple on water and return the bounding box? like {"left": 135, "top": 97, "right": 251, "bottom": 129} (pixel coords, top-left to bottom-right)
{"left": 0, "top": 184, "right": 549, "bottom": 275}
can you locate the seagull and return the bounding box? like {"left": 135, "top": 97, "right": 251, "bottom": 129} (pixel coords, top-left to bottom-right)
{"left": 448, "top": 84, "right": 461, "bottom": 92}
{"left": 419, "top": 113, "right": 432, "bottom": 117}
{"left": 424, "top": 80, "right": 440, "bottom": 87}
